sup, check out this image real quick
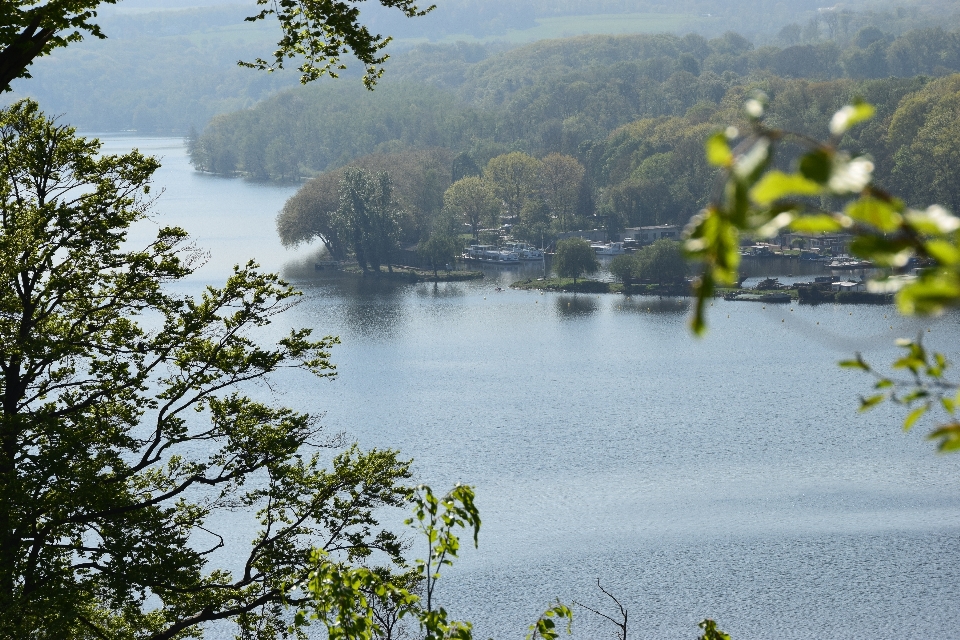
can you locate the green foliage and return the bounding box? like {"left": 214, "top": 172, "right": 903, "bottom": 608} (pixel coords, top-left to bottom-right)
{"left": 336, "top": 167, "right": 403, "bottom": 273}
{"left": 539, "top": 153, "right": 586, "bottom": 232}
{"left": 0, "top": 99, "right": 424, "bottom": 639}
{"left": 553, "top": 238, "right": 599, "bottom": 284}
{"left": 843, "top": 340, "right": 960, "bottom": 452}
{"left": 418, "top": 234, "right": 460, "bottom": 277}
{"left": 640, "top": 239, "right": 688, "bottom": 285}
{"left": 239, "top": 0, "right": 433, "bottom": 88}
{"left": 610, "top": 253, "right": 642, "bottom": 284}
{"left": 610, "top": 240, "right": 686, "bottom": 285}
{"left": 443, "top": 176, "right": 500, "bottom": 240}
{"left": 688, "top": 94, "right": 960, "bottom": 449}
{"left": 698, "top": 619, "right": 732, "bottom": 640}
{"left": 277, "top": 148, "right": 453, "bottom": 254}
{"left": 526, "top": 602, "right": 574, "bottom": 640}
{"left": 484, "top": 151, "right": 542, "bottom": 222}
{"left": 298, "top": 484, "right": 581, "bottom": 640}
{"left": 406, "top": 484, "right": 481, "bottom": 639}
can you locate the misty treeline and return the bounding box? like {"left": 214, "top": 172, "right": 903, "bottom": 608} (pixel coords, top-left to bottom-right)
{"left": 7, "top": 0, "right": 960, "bottom": 133}
{"left": 193, "top": 25, "right": 960, "bottom": 255}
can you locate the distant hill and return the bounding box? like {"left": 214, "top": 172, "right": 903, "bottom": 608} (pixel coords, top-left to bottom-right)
{"left": 6, "top": 0, "right": 960, "bottom": 133}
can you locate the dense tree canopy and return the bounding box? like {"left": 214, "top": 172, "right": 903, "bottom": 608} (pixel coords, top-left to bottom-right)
{"left": 553, "top": 238, "right": 599, "bottom": 284}
{"left": 336, "top": 167, "right": 403, "bottom": 273}
{"left": 442, "top": 176, "right": 499, "bottom": 240}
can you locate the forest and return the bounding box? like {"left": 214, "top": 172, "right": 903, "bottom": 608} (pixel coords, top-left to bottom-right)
{"left": 6, "top": 0, "right": 960, "bottom": 133}
{"left": 188, "top": 21, "right": 960, "bottom": 255}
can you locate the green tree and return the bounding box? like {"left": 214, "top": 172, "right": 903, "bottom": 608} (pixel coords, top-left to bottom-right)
{"left": 0, "top": 99, "right": 416, "bottom": 639}
{"left": 538, "top": 153, "right": 584, "bottom": 232}
{"left": 0, "top": 0, "right": 433, "bottom": 92}
{"left": 609, "top": 253, "right": 641, "bottom": 285}
{"left": 484, "top": 152, "right": 542, "bottom": 224}
{"left": 443, "top": 176, "right": 500, "bottom": 241}
{"left": 553, "top": 238, "right": 599, "bottom": 284}
{"left": 336, "top": 167, "right": 402, "bottom": 274}
{"left": 276, "top": 167, "right": 348, "bottom": 258}
{"left": 637, "top": 239, "right": 687, "bottom": 286}
{"left": 418, "top": 234, "right": 460, "bottom": 278}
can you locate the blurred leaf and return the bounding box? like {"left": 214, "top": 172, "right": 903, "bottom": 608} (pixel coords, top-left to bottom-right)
{"left": 799, "top": 149, "right": 832, "bottom": 184}
{"left": 791, "top": 214, "right": 845, "bottom": 233}
{"left": 928, "top": 423, "right": 960, "bottom": 452}
{"left": 750, "top": 171, "right": 821, "bottom": 205}
{"left": 840, "top": 355, "right": 870, "bottom": 371}
{"left": 897, "top": 271, "right": 960, "bottom": 315}
{"left": 941, "top": 396, "right": 955, "bottom": 414}
{"left": 859, "top": 394, "right": 885, "bottom": 411}
{"left": 924, "top": 239, "right": 960, "bottom": 266}
{"left": 905, "top": 205, "right": 960, "bottom": 235}
{"left": 846, "top": 198, "right": 902, "bottom": 233}
{"left": 733, "top": 138, "right": 770, "bottom": 181}
{"left": 903, "top": 404, "right": 928, "bottom": 431}
{"left": 829, "top": 102, "right": 875, "bottom": 136}
{"left": 706, "top": 133, "right": 733, "bottom": 167}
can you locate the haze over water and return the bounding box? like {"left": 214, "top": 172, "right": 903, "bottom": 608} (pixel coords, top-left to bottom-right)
{"left": 111, "top": 136, "right": 960, "bottom": 640}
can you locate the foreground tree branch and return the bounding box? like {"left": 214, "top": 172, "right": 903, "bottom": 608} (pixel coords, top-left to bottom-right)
{"left": 0, "top": 0, "right": 434, "bottom": 92}
{"left": 0, "top": 99, "right": 413, "bottom": 639}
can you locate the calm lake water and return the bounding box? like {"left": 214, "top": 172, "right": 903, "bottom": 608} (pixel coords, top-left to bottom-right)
{"left": 102, "top": 135, "right": 960, "bottom": 640}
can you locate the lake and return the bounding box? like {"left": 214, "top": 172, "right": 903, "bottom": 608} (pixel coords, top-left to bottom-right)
{"left": 102, "top": 135, "right": 960, "bottom": 640}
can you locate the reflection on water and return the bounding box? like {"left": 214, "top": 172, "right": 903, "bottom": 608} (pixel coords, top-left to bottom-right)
{"left": 617, "top": 296, "right": 691, "bottom": 315}
{"left": 288, "top": 271, "right": 412, "bottom": 340}
{"left": 415, "top": 281, "right": 467, "bottom": 299}
{"left": 554, "top": 293, "right": 599, "bottom": 318}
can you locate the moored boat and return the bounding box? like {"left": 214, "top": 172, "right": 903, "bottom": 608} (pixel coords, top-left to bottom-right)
{"left": 503, "top": 242, "right": 545, "bottom": 260}
{"left": 462, "top": 244, "right": 521, "bottom": 264}
{"left": 591, "top": 242, "right": 625, "bottom": 255}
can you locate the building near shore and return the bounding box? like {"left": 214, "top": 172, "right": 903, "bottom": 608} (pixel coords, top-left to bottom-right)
{"left": 622, "top": 225, "right": 682, "bottom": 245}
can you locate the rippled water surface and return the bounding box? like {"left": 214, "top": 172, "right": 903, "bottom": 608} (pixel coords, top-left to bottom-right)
{"left": 108, "top": 136, "right": 960, "bottom": 640}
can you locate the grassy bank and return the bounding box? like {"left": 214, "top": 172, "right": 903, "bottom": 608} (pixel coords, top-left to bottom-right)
{"left": 511, "top": 277, "right": 690, "bottom": 295}
{"left": 339, "top": 264, "right": 484, "bottom": 282}
{"left": 513, "top": 278, "right": 895, "bottom": 305}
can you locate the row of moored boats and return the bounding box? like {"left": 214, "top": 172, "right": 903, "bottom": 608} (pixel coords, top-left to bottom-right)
{"left": 462, "top": 241, "right": 629, "bottom": 264}
{"left": 462, "top": 243, "right": 544, "bottom": 264}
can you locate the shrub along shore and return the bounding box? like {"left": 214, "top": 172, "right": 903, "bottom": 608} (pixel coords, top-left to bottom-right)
{"left": 510, "top": 277, "right": 894, "bottom": 304}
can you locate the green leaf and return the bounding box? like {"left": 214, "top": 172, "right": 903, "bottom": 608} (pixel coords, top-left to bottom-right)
{"left": 928, "top": 423, "right": 960, "bottom": 452}
{"left": 923, "top": 239, "right": 960, "bottom": 266}
{"left": 839, "top": 356, "right": 870, "bottom": 371}
{"left": 941, "top": 396, "right": 955, "bottom": 414}
{"left": 791, "top": 214, "right": 844, "bottom": 233}
{"left": 750, "top": 171, "right": 822, "bottom": 206}
{"left": 706, "top": 132, "right": 733, "bottom": 167}
{"left": 859, "top": 394, "right": 885, "bottom": 411}
{"left": 829, "top": 102, "right": 875, "bottom": 136}
{"left": 845, "top": 197, "right": 902, "bottom": 233}
{"left": 903, "top": 404, "right": 929, "bottom": 431}
{"left": 698, "top": 619, "right": 732, "bottom": 640}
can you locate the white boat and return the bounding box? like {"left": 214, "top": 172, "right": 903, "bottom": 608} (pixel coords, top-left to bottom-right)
{"left": 503, "top": 242, "right": 545, "bottom": 260}
{"left": 591, "top": 242, "right": 625, "bottom": 256}
{"left": 826, "top": 258, "right": 872, "bottom": 269}
{"left": 462, "top": 244, "right": 520, "bottom": 264}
